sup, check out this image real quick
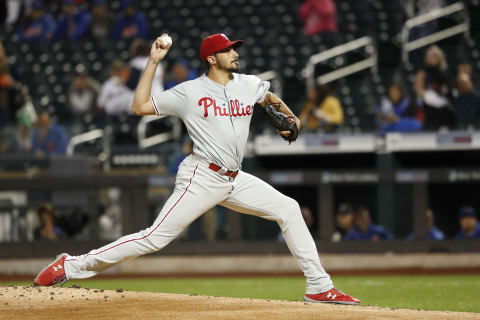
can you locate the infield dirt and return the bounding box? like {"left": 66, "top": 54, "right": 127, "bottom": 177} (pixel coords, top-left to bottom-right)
{"left": 1, "top": 286, "right": 479, "bottom": 320}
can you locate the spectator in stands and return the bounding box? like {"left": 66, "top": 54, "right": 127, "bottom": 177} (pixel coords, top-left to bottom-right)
{"left": 406, "top": 209, "right": 445, "bottom": 240}
{"left": 112, "top": 0, "right": 149, "bottom": 41}
{"left": 34, "top": 203, "right": 63, "bottom": 240}
{"left": 278, "top": 206, "right": 314, "bottom": 242}
{"left": 88, "top": 0, "right": 113, "bottom": 43}
{"left": 457, "top": 62, "right": 473, "bottom": 78}
{"left": 165, "top": 58, "right": 197, "bottom": 90}
{"left": 345, "top": 205, "right": 393, "bottom": 241}
{"left": 299, "top": 84, "right": 343, "bottom": 132}
{"left": 168, "top": 138, "right": 193, "bottom": 175}
{"left": 18, "top": 0, "right": 56, "bottom": 42}
{"left": 455, "top": 206, "right": 480, "bottom": 240}
{"left": 68, "top": 71, "right": 100, "bottom": 116}
{"left": 52, "top": 0, "right": 90, "bottom": 42}
{"left": 378, "top": 83, "right": 422, "bottom": 133}
{"left": 32, "top": 110, "right": 69, "bottom": 155}
{"left": 0, "top": 109, "right": 35, "bottom": 154}
{"left": 97, "top": 60, "right": 134, "bottom": 116}
{"left": 127, "top": 39, "right": 164, "bottom": 96}
{"left": 404, "top": 0, "right": 444, "bottom": 67}
{"left": 13, "top": 109, "right": 35, "bottom": 153}
{"left": 415, "top": 45, "right": 455, "bottom": 130}
{"left": 453, "top": 66, "right": 480, "bottom": 129}
{"left": 299, "top": 0, "right": 338, "bottom": 36}
{"left": 0, "top": 43, "right": 26, "bottom": 127}
{"left": 331, "top": 202, "right": 354, "bottom": 242}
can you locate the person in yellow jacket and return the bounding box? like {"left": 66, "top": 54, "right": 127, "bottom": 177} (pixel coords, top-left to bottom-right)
{"left": 299, "top": 84, "right": 344, "bottom": 131}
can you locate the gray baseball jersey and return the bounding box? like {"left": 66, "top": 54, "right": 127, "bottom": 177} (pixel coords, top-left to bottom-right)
{"left": 150, "top": 73, "right": 270, "bottom": 169}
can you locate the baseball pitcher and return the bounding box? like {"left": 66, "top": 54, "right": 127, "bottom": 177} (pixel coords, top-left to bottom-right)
{"left": 34, "top": 33, "right": 359, "bottom": 305}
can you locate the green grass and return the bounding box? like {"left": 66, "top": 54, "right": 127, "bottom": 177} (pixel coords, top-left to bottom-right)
{"left": 2, "top": 275, "right": 480, "bottom": 313}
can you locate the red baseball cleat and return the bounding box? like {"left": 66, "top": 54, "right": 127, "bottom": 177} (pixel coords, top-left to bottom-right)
{"left": 34, "top": 253, "right": 68, "bottom": 286}
{"left": 304, "top": 287, "right": 360, "bottom": 305}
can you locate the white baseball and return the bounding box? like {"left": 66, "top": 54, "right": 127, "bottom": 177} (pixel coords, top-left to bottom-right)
{"left": 159, "top": 35, "right": 172, "bottom": 48}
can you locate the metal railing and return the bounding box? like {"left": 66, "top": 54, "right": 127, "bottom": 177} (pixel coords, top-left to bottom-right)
{"left": 137, "top": 116, "right": 182, "bottom": 149}
{"left": 256, "top": 70, "right": 282, "bottom": 98}
{"left": 401, "top": 2, "right": 470, "bottom": 64}
{"left": 304, "top": 36, "right": 377, "bottom": 88}
{"left": 66, "top": 129, "right": 105, "bottom": 156}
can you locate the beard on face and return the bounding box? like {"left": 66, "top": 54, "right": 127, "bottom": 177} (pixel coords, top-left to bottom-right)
{"left": 217, "top": 57, "right": 240, "bottom": 73}
{"left": 227, "top": 65, "right": 239, "bottom": 72}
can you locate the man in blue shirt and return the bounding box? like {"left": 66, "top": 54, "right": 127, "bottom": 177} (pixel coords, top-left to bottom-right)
{"left": 32, "top": 111, "right": 69, "bottom": 155}
{"left": 112, "top": 0, "right": 149, "bottom": 40}
{"left": 455, "top": 206, "right": 480, "bottom": 240}
{"left": 53, "top": 0, "right": 91, "bottom": 42}
{"left": 18, "top": 0, "right": 56, "bottom": 42}
{"left": 345, "top": 206, "right": 393, "bottom": 241}
{"left": 406, "top": 209, "right": 444, "bottom": 240}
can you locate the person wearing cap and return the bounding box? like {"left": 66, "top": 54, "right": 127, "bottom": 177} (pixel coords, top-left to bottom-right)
{"left": 52, "top": 0, "right": 91, "bottom": 42}
{"left": 18, "top": 0, "right": 56, "bottom": 42}
{"left": 34, "top": 32, "right": 360, "bottom": 306}
{"left": 112, "top": 0, "right": 149, "bottom": 41}
{"left": 331, "top": 202, "right": 354, "bottom": 242}
{"left": 455, "top": 206, "right": 480, "bottom": 240}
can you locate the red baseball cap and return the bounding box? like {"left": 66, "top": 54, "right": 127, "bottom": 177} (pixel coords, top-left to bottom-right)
{"left": 200, "top": 33, "right": 244, "bottom": 60}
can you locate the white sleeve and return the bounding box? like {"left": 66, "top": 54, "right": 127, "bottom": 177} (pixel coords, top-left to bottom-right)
{"left": 150, "top": 82, "right": 187, "bottom": 117}
{"left": 251, "top": 75, "right": 271, "bottom": 103}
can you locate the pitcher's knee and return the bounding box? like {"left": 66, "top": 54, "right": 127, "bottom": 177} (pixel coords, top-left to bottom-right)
{"left": 276, "top": 197, "right": 302, "bottom": 224}
{"left": 140, "top": 226, "right": 178, "bottom": 252}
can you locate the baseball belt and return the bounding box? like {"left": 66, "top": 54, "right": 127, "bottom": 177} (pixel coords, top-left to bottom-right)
{"left": 208, "top": 163, "right": 239, "bottom": 179}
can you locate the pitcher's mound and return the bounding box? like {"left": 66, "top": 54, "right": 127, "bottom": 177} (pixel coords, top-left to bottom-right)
{"left": 1, "top": 285, "right": 478, "bottom": 320}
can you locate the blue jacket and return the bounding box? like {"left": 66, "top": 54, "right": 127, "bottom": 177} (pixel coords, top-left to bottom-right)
{"left": 32, "top": 124, "right": 69, "bottom": 155}
{"left": 18, "top": 13, "right": 56, "bottom": 42}
{"left": 53, "top": 10, "right": 91, "bottom": 41}
{"left": 381, "top": 117, "right": 422, "bottom": 133}
{"left": 112, "top": 12, "right": 149, "bottom": 40}
{"left": 406, "top": 226, "right": 445, "bottom": 240}
{"left": 455, "top": 225, "right": 480, "bottom": 240}
{"left": 345, "top": 223, "right": 394, "bottom": 241}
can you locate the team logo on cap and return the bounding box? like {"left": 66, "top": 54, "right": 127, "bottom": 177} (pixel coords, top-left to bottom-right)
{"left": 221, "top": 33, "right": 229, "bottom": 40}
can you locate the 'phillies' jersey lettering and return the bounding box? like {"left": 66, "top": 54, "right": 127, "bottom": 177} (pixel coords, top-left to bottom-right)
{"left": 198, "top": 97, "right": 253, "bottom": 118}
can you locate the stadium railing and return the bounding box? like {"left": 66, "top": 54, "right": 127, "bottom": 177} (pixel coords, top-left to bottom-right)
{"left": 400, "top": 2, "right": 471, "bottom": 64}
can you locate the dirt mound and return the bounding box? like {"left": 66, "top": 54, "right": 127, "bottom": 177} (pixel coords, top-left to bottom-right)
{"left": 0, "top": 286, "right": 478, "bottom": 320}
